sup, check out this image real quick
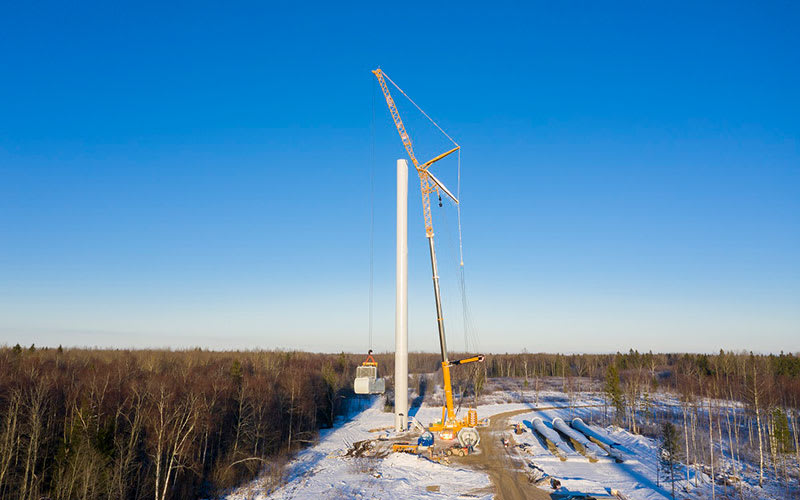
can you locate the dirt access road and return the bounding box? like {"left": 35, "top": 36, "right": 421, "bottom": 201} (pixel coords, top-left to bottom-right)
{"left": 459, "top": 405, "right": 603, "bottom": 500}
{"left": 460, "top": 408, "right": 551, "bottom": 500}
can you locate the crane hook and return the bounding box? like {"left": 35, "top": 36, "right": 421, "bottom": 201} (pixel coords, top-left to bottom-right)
{"left": 438, "top": 194, "right": 443, "bottom": 207}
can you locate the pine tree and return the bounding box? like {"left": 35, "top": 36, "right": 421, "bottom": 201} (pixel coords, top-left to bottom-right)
{"left": 660, "top": 421, "right": 681, "bottom": 499}
{"left": 605, "top": 363, "right": 625, "bottom": 425}
{"left": 772, "top": 407, "right": 791, "bottom": 454}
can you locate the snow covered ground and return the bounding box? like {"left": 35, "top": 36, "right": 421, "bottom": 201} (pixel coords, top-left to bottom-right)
{"left": 225, "top": 389, "right": 795, "bottom": 500}
{"left": 225, "top": 396, "right": 496, "bottom": 500}
{"left": 509, "top": 407, "right": 685, "bottom": 500}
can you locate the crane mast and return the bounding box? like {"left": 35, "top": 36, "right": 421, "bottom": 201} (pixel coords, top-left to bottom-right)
{"left": 373, "top": 69, "right": 483, "bottom": 440}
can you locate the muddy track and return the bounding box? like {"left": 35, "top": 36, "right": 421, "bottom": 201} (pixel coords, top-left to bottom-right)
{"left": 460, "top": 408, "right": 550, "bottom": 500}
{"left": 459, "top": 405, "right": 603, "bottom": 500}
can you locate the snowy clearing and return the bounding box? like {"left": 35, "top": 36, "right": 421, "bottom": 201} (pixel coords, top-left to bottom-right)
{"left": 224, "top": 389, "right": 796, "bottom": 500}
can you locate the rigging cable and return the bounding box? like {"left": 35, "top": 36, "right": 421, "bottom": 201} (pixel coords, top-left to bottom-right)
{"left": 457, "top": 148, "right": 464, "bottom": 267}
{"left": 381, "top": 71, "right": 459, "bottom": 149}
{"left": 457, "top": 148, "right": 468, "bottom": 352}
{"left": 435, "top": 150, "right": 479, "bottom": 356}
{"left": 368, "top": 77, "right": 376, "bottom": 352}
{"left": 380, "top": 69, "right": 483, "bottom": 411}
{"left": 383, "top": 77, "right": 478, "bottom": 355}
{"left": 456, "top": 150, "right": 480, "bottom": 354}
{"left": 383, "top": 71, "right": 480, "bottom": 356}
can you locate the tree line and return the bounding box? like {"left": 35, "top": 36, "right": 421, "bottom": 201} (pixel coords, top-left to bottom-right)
{"left": 0, "top": 346, "right": 372, "bottom": 500}
{"left": 425, "top": 349, "right": 800, "bottom": 498}
{"left": 2, "top": 346, "right": 798, "bottom": 499}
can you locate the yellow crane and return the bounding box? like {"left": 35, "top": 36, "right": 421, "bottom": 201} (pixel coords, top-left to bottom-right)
{"left": 372, "top": 68, "right": 484, "bottom": 446}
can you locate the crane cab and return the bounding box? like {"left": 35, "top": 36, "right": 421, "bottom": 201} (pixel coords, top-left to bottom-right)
{"left": 353, "top": 351, "right": 385, "bottom": 394}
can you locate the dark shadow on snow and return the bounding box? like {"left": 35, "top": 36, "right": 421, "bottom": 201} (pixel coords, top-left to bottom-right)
{"left": 333, "top": 394, "right": 379, "bottom": 428}
{"left": 523, "top": 418, "right": 552, "bottom": 451}
{"left": 408, "top": 376, "right": 427, "bottom": 418}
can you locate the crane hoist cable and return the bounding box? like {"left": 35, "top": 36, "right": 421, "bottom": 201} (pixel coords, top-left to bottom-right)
{"left": 368, "top": 77, "right": 376, "bottom": 353}
{"left": 351, "top": 78, "right": 387, "bottom": 396}
{"left": 457, "top": 148, "right": 464, "bottom": 266}
{"left": 454, "top": 148, "right": 476, "bottom": 352}
{"left": 439, "top": 186, "right": 479, "bottom": 354}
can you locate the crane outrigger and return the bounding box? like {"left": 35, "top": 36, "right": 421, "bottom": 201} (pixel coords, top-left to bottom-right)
{"left": 372, "top": 68, "right": 484, "bottom": 446}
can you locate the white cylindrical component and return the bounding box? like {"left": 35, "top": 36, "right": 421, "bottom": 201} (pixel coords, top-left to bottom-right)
{"left": 570, "top": 418, "right": 618, "bottom": 447}
{"left": 532, "top": 417, "right": 573, "bottom": 456}
{"left": 570, "top": 417, "right": 624, "bottom": 461}
{"left": 395, "top": 159, "right": 409, "bottom": 432}
{"left": 552, "top": 417, "right": 602, "bottom": 459}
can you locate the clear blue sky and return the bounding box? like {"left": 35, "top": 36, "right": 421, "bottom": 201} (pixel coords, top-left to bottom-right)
{"left": 1, "top": 1, "right": 798, "bottom": 353}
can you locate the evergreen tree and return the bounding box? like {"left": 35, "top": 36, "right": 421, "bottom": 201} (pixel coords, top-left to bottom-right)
{"left": 604, "top": 363, "right": 624, "bottom": 424}
{"left": 772, "top": 407, "right": 791, "bottom": 453}
{"left": 660, "top": 421, "right": 681, "bottom": 499}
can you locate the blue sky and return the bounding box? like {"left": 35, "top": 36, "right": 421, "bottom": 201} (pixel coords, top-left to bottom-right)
{"left": 1, "top": 1, "right": 798, "bottom": 353}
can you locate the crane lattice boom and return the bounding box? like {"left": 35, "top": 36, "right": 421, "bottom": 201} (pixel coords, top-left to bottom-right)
{"left": 372, "top": 68, "right": 458, "bottom": 238}
{"left": 372, "top": 68, "right": 484, "bottom": 441}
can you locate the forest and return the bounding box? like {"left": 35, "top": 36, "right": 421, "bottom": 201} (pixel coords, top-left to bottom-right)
{"left": 475, "top": 350, "right": 800, "bottom": 497}
{"left": 0, "top": 347, "right": 368, "bottom": 500}
{"left": 0, "top": 346, "right": 798, "bottom": 499}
